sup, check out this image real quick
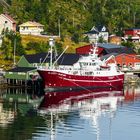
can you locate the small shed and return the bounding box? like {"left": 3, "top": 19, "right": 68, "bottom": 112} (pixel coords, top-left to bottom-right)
{"left": 108, "top": 35, "right": 122, "bottom": 45}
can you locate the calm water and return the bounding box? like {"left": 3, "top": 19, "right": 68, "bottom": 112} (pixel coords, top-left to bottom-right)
{"left": 0, "top": 85, "right": 140, "bottom": 140}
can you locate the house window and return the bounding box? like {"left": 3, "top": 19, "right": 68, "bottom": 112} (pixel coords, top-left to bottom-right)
{"left": 9, "top": 72, "right": 13, "bottom": 74}
{"left": 117, "top": 63, "right": 121, "bottom": 67}
{"left": 101, "top": 26, "right": 106, "bottom": 31}
{"left": 33, "top": 63, "right": 38, "bottom": 67}
{"left": 122, "top": 63, "right": 126, "bottom": 67}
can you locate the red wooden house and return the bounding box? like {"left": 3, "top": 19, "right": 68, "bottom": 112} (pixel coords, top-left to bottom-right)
{"left": 76, "top": 43, "right": 140, "bottom": 70}
{"left": 106, "top": 54, "right": 140, "bottom": 70}
{"left": 124, "top": 28, "right": 140, "bottom": 42}
{"left": 76, "top": 43, "right": 135, "bottom": 56}
{"left": 76, "top": 44, "right": 104, "bottom": 56}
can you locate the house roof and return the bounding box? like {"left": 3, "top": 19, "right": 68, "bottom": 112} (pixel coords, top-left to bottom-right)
{"left": 0, "top": 13, "right": 16, "bottom": 23}
{"left": 84, "top": 30, "right": 99, "bottom": 34}
{"left": 19, "top": 21, "right": 44, "bottom": 27}
{"left": 24, "top": 53, "right": 54, "bottom": 63}
{"left": 57, "top": 53, "right": 80, "bottom": 65}
{"left": 84, "top": 25, "right": 108, "bottom": 34}
{"left": 24, "top": 53, "right": 80, "bottom": 65}
{"left": 98, "top": 43, "right": 124, "bottom": 49}
{"left": 76, "top": 44, "right": 104, "bottom": 55}
{"left": 117, "top": 53, "right": 140, "bottom": 59}
{"left": 100, "top": 53, "right": 119, "bottom": 60}
{"left": 106, "top": 47, "right": 134, "bottom": 54}
{"left": 125, "top": 28, "right": 140, "bottom": 31}
{"left": 7, "top": 67, "right": 36, "bottom": 72}
{"left": 98, "top": 43, "right": 135, "bottom": 54}
{"left": 96, "top": 25, "right": 108, "bottom": 32}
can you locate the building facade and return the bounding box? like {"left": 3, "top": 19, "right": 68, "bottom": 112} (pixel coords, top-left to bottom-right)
{"left": 124, "top": 28, "right": 140, "bottom": 42}
{"left": 84, "top": 26, "right": 109, "bottom": 43}
{"left": 106, "top": 54, "right": 140, "bottom": 70}
{"left": 0, "top": 13, "right": 16, "bottom": 34}
{"left": 19, "top": 21, "right": 44, "bottom": 35}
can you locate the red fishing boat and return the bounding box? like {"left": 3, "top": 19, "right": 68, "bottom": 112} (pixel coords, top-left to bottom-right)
{"left": 37, "top": 39, "right": 124, "bottom": 92}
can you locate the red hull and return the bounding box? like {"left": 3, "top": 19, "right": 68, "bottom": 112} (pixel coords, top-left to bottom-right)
{"left": 38, "top": 70, "right": 124, "bottom": 91}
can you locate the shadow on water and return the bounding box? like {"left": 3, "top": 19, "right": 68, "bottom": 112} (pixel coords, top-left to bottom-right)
{"left": 0, "top": 84, "right": 140, "bottom": 140}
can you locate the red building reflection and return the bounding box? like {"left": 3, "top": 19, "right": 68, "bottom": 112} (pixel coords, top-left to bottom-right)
{"left": 124, "top": 84, "right": 140, "bottom": 102}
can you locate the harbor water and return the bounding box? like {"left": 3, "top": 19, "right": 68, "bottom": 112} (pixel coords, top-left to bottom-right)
{"left": 0, "top": 84, "right": 140, "bottom": 140}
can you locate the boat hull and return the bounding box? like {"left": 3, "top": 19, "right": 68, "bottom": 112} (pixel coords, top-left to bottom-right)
{"left": 38, "top": 70, "right": 124, "bottom": 92}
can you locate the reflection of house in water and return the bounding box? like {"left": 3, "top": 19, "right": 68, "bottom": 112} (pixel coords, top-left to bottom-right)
{"left": 124, "top": 84, "right": 140, "bottom": 102}
{"left": 0, "top": 102, "right": 16, "bottom": 127}
{"left": 0, "top": 88, "right": 43, "bottom": 117}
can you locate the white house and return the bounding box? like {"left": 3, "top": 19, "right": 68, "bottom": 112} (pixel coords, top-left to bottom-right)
{"left": 85, "top": 25, "right": 109, "bottom": 43}
{"left": 19, "top": 21, "right": 44, "bottom": 35}
{"left": 0, "top": 13, "right": 16, "bottom": 34}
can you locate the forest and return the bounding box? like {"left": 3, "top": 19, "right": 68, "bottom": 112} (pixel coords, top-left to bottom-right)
{"left": 1, "top": 0, "right": 140, "bottom": 36}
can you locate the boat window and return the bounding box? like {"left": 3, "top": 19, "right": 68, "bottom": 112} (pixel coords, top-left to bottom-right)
{"left": 85, "top": 72, "right": 93, "bottom": 75}
{"left": 83, "top": 62, "right": 88, "bottom": 66}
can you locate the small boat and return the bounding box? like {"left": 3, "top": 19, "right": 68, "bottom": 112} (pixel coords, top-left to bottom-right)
{"left": 37, "top": 39, "right": 124, "bottom": 92}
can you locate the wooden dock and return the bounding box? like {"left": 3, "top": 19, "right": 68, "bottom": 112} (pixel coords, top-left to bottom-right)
{"left": 122, "top": 69, "right": 140, "bottom": 84}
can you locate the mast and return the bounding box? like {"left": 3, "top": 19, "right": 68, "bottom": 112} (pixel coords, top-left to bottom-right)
{"left": 92, "top": 33, "right": 99, "bottom": 58}
{"left": 53, "top": 45, "right": 69, "bottom": 67}
{"left": 49, "top": 38, "right": 55, "bottom": 69}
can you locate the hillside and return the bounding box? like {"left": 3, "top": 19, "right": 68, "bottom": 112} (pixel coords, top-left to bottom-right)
{"left": 1, "top": 0, "right": 140, "bottom": 36}
{"left": 1, "top": 0, "right": 140, "bottom": 70}
{"left": 21, "top": 35, "right": 88, "bottom": 54}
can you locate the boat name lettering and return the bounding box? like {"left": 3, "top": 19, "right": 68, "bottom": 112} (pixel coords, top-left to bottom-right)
{"left": 108, "top": 77, "right": 114, "bottom": 79}
{"left": 59, "top": 73, "right": 66, "bottom": 77}
{"left": 50, "top": 72, "right": 57, "bottom": 74}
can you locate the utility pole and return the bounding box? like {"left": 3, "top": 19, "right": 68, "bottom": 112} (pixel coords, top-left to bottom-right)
{"left": 133, "top": 12, "right": 136, "bottom": 27}
{"left": 58, "top": 18, "right": 61, "bottom": 38}
{"left": 13, "top": 37, "right": 16, "bottom": 66}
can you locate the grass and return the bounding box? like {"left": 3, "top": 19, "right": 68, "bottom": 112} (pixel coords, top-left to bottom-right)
{"left": 21, "top": 34, "right": 88, "bottom": 53}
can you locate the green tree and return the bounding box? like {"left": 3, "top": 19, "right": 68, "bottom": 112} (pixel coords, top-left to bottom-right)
{"left": 5, "top": 0, "right": 140, "bottom": 39}
{"left": 1, "top": 30, "right": 25, "bottom": 60}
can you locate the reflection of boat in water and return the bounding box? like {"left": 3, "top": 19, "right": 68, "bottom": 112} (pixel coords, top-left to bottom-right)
{"left": 39, "top": 88, "right": 124, "bottom": 114}
{"left": 38, "top": 88, "right": 124, "bottom": 140}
